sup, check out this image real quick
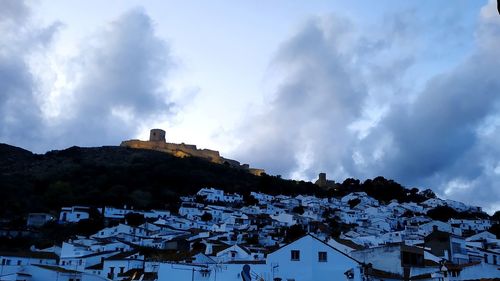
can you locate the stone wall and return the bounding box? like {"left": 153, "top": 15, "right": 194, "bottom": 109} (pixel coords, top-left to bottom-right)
{"left": 120, "top": 130, "right": 265, "bottom": 175}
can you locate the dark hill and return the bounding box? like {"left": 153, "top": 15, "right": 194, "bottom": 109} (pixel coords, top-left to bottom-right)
{"left": 0, "top": 144, "right": 320, "bottom": 217}
{"left": 0, "top": 144, "right": 489, "bottom": 221}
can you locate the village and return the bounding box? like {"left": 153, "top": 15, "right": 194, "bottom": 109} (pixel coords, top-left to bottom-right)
{"left": 0, "top": 187, "right": 499, "bottom": 281}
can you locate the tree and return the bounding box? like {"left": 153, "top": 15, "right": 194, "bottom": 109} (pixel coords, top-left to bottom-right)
{"left": 421, "top": 189, "right": 436, "bottom": 199}
{"left": 243, "top": 193, "right": 259, "bottom": 206}
{"left": 322, "top": 208, "right": 333, "bottom": 219}
{"left": 348, "top": 198, "right": 361, "bottom": 209}
{"left": 192, "top": 241, "right": 206, "bottom": 252}
{"left": 125, "top": 213, "right": 145, "bottom": 227}
{"left": 129, "top": 190, "right": 152, "bottom": 209}
{"left": 292, "top": 206, "right": 305, "bottom": 215}
{"left": 245, "top": 235, "right": 259, "bottom": 245}
{"left": 489, "top": 224, "right": 500, "bottom": 239}
{"left": 201, "top": 212, "right": 212, "bottom": 222}
{"left": 427, "top": 206, "right": 458, "bottom": 222}
{"left": 195, "top": 195, "right": 206, "bottom": 203}
{"left": 492, "top": 211, "right": 500, "bottom": 222}
{"left": 284, "top": 225, "right": 306, "bottom": 243}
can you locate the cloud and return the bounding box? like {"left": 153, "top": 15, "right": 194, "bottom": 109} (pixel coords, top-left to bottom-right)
{"left": 234, "top": 16, "right": 368, "bottom": 179}
{"left": 236, "top": 1, "right": 500, "bottom": 212}
{"left": 366, "top": 0, "right": 500, "bottom": 212}
{"left": 0, "top": 0, "right": 60, "bottom": 150}
{"left": 0, "top": 3, "right": 175, "bottom": 151}
{"left": 234, "top": 12, "right": 417, "bottom": 179}
{"left": 50, "top": 8, "right": 174, "bottom": 148}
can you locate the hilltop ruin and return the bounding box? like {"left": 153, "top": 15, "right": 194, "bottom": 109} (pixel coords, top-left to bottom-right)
{"left": 120, "top": 129, "right": 265, "bottom": 176}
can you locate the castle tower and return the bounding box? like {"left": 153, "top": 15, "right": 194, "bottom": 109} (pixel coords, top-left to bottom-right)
{"left": 149, "top": 129, "right": 166, "bottom": 142}
{"left": 316, "top": 172, "right": 327, "bottom": 187}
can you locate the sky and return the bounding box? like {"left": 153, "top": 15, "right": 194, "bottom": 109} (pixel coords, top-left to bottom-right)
{"left": 1, "top": 0, "right": 499, "bottom": 213}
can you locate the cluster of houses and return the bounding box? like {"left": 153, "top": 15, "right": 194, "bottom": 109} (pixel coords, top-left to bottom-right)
{"left": 1, "top": 187, "right": 499, "bottom": 281}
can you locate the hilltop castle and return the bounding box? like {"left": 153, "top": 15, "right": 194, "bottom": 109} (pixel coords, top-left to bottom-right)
{"left": 120, "top": 129, "right": 265, "bottom": 176}
{"left": 314, "top": 172, "right": 337, "bottom": 189}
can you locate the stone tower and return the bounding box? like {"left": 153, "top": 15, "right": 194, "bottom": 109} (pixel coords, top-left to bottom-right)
{"left": 316, "top": 172, "right": 327, "bottom": 187}
{"left": 149, "top": 129, "right": 166, "bottom": 142}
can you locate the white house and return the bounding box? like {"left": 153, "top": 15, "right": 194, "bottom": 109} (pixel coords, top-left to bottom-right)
{"left": 0, "top": 251, "right": 58, "bottom": 277}
{"left": 157, "top": 262, "right": 269, "bottom": 281}
{"left": 270, "top": 213, "right": 296, "bottom": 226}
{"left": 266, "top": 234, "right": 363, "bottom": 281}
{"left": 448, "top": 219, "right": 492, "bottom": 233}
{"left": 212, "top": 244, "right": 254, "bottom": 263}
{"left": 250, "top": 192, "right": 274, "bottom": 203}
{"left": 7, "top": 264, "right": 109, "bottom": 281}
{"left": 351, "top": 244, "right": 430, "bottom": 279}
{"left": 420, "top": 221, "right": 462, "bottom": 236}
{"left": 101, "top": 206, "right": 134, "bottom": 220}
{"left": 101, "top": 251, "right": 144, "bottom": 280}
{"left": 178, "top": 203, "right": 204, "bottom": 219}
{"left": 59, "top": 206, "right": 90, "bottom": 223}
{"left": 197, "top": 187, "right": 224, "bottom": 202}
{"left": 60, "top": 251, "right": 118, "bottom": 272}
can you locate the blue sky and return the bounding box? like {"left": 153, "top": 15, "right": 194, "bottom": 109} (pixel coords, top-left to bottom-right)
{"left": 1, "top": 0, "right": 499, "bottom": 213}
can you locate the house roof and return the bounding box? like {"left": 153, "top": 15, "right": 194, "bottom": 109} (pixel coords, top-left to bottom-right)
{"left": 364, "top": 266, "right": 403, "bottom": 280}
{"left": 268, "top": 233, "right": 362, "bottom": 264}
{"left": 34, "top": 264, "right": 80, "bottom": 273}
{"left": 225, "top": 260, "right": 265, "bottom": 264}
{"left": 0, "top": 250, "right": 58, "bottom": 260}
{"left": 63, "top": 250, "right": 116, "bottom": 259}
{"left": 105, "top": 250, "right": 140, "bottom": 261}
{"left": 333, "top": 237, "right": 365, "bottom": 250}
{"left": 86, "top": 262, "right": 104, "bottom": 270}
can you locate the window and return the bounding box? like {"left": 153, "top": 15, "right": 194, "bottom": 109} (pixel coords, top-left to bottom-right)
{"left": 120, "top": 267, "right": 125, "bottom": 273}
{"left": 291, "top": 250, "right": 300, "bottom": 261}
{"left": 452, "top": 242, "right": 464, "bottom": 254}
{"left": 6, "top": 259, "right": 11, "bottom": 265}
{"left": 200, "top": 269, "right": 210, "bottom": 277}
{"left": 17, "top": 260, "right": 22, "bottom": 265}
{"left": 494, "top": 255, "right": 497, "bottom": 265}
{"left": 318, "top": 251, "right": 327, "bottom": 262}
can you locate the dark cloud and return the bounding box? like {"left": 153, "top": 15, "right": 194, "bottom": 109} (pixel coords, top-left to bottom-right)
{"left": 237, "top": 1, "right": 500, "bottom": 211}
{"left": 235, "top": 16, "right": 367, "bottom": 178}
{"left": 0, "top": 0, "right": 58, "bottom": 151}
{"left": 51, "top": 8, "right": 174, "bottom": 148}
{"left": 361, "top": 1, "right": 500, "bottom": 211}
{"left": 0, "top": 0, "right": 29, "bottom": 25}
{"left": 0, "top": 3, "right": 174, "bottom": 151}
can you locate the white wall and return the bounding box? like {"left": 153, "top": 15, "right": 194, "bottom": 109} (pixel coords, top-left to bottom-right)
{"left": 158, "top": 263, "right": 269, "bottom": 281}
{"left": 266, "top": 235, "right": 362, "bottom": 281}
{"left": 351, "top": 245, "right": 402, "bottom": 275}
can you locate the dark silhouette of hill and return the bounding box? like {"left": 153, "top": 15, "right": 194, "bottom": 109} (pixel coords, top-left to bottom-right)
{"left": 0, "top": 143, "right": 491, "bottom": 221}
{"left": 0, "top": 143, "right": 320, "bottom": 218}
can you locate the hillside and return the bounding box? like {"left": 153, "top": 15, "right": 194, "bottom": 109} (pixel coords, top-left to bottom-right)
{"left": 0, "top": 143, "right": 321, "bottom": 218}
{"left": 0, "top": 143, "right": 490, "bottom": 220}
